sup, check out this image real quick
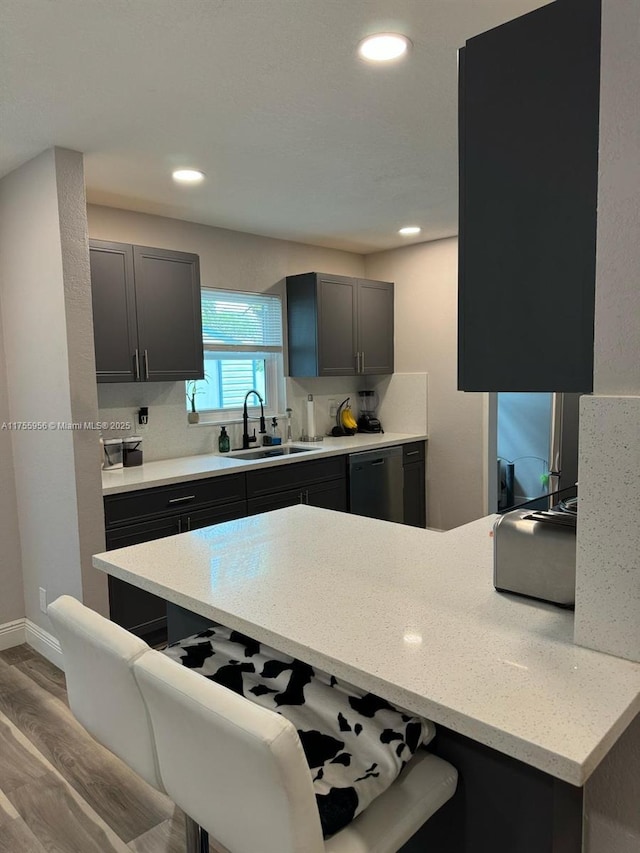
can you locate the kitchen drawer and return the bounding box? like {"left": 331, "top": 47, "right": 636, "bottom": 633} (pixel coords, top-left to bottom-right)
{"left": 183, "top": 501, "right": 247, "bottom": 532}
{"left": 105, "top": 515, "right": 181, "bottom": 547}
{"left": 247, "top": 478, "right": 347, "bottom": 516}
{"left": 402, "top": 442, "right": 425, "bottom": 464}
{"left": 245, "top": 456, "right": 346, "bottom": 498}
{"left": 104, "top": 474, "right": 246, "bottom": 527}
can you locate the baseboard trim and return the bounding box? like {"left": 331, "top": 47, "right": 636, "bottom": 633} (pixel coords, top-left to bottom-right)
{"left": 25, "top": 619, "right": 64, "bottom": 670}
{"left": 0, "top": 618, "right": 26, "bottom": 651}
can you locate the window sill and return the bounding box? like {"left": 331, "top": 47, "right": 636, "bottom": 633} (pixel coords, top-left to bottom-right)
{"left": 186, "top": 412, "right": 287, "bottom": 428}
{"left": 186, "top": 417, "right": 243, "bottom": 428}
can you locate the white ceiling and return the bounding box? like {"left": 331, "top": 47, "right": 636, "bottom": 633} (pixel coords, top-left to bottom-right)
{"left": 1, "top": 0, "right": 548, "bottom": 253}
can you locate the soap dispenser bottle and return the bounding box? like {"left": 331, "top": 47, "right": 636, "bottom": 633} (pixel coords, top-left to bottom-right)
{"left": 218, "top": 426, "right": 230, "bottom": 453}
{"left": 271, "top": 417, "right": 282, "bottom": 445}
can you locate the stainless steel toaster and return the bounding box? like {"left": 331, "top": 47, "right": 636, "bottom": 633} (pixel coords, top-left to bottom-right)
{"left": 493, "top": 509, "right": 576, "bottom": 607}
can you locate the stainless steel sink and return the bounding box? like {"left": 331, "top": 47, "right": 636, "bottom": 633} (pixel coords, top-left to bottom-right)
{"left": 229, "top": 446, "right": 315, "bottom": 461}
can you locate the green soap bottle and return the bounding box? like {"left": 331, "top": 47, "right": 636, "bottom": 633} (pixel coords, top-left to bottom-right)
{"left": 218, "top": 425, "right": 230, "bottom": 453}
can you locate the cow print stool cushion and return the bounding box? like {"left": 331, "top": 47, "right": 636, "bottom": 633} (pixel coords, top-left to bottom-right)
{"left": 163, "top": 624, "right": 436, "bottom": 838}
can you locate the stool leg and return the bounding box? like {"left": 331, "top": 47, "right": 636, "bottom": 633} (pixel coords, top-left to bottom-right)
{"left": 184, "top": 814, "right": 201, "bottom": 853}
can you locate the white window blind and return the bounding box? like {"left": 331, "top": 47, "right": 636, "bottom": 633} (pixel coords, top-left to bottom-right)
{"left": 193, "top": 288, "right": 284, "bottom": 417}
{"left": 201, "top": 288, "right": 282, "bottom": 351}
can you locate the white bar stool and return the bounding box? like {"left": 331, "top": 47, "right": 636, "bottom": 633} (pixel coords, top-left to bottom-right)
{"left": 134, "top": 649, "right": 458, "bottom": 853}
{"left": 48, "top": 596, "right": 207, "bottom": 852}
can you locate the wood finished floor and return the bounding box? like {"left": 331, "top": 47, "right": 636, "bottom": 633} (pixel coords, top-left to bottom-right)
{"left": 0, "top": 644, "right": 225, "bottom": 853}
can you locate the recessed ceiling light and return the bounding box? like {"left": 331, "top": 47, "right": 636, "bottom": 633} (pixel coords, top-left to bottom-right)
{"left": 358, "top": 33, "right": 411, "bottom": 63}
{"left": 172, "top": 169, "right": 205, "bottom": 184}
{"left": 399, "top": 226, "right": 421, "bottom": 236}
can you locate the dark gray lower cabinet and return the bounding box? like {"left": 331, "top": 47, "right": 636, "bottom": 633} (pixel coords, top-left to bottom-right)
{"left": 103, "top": 475, "right": 247, "bottom": 642}
{"left": 248, "top": 479, "right": 347, "bottom": 516}
{"left": 409, "top": 729, "right": 582, "bottom": 853}
{"left": 105, "top": 516, "right": 180, "bottom": 643}
{"left": 246, "top": 456, "right": 347, "bottom": 515}
{"left": 403, "top": 442, "right": 427, "bottom": 528}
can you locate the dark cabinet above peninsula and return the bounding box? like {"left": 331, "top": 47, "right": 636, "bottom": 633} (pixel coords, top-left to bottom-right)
{"left": 286, "top": 273, "right": 394, "bottom": 377}
{"left": 458, "top": 0, "right": 601, "bottom": 392}
{"left": 89, "top": 239, "right": 204, "bottom": 383}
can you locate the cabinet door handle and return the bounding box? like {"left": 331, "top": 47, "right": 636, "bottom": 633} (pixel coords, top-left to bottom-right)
{"left": 177, "top": 517, "right": 182, "bottom": 534}
{"left": 355, "top": 352, "right": 361, "bottom": 373}
{"left": 406, "top": 450, "right": 420, "bottom": 457}
{"left": 143, "top": 349, "right": 150, "bottom": 380}
{"left": 372, "top": 459, "right": 385, "bottom": 466}
{"left": 168, "top": 495, "right": 196, "bottom": 505}
{"left": 133, "top": 349, "right": 141, "bottom": 380}
{"left": 305, "top": 489, "right": 310, "bottom": 504}
{"left": 186, "top": 516, "right": 191, "bottom": 531}
{"left": 361, "top": 350, "right": 365, "bottom": 373}
{"left": 298, "top": 491, "right": 305, "bottom": 504}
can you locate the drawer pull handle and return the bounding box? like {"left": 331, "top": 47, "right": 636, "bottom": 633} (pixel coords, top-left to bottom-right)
{"left": 372, "top": 459, "right": 385, "bottom": 466}
{"left": 406, "top": 450, "right": 420, "bottom": 457}
{"left": 168, "top": 495, "right": 196, "bottom": 505}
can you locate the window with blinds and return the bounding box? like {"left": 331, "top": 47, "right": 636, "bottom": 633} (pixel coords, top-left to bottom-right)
{"left": 190, "top": 288, "right": 284, "bottom": 418}
{"left": 201, "top": 289, "right": 282, "bottom": 350}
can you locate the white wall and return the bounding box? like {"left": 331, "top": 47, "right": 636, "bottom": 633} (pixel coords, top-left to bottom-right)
{"left": 0, "top": 311, "right": 23, "bottom": 627}
{"left": 574, "top": 0, "right": 640, "bottom": 663}
{"left": 55, "top": 151, "right": 107, "bottom": 614}
{"left": 0, "top": 148, "right": 107, "bottom": 629}
{"left": 87, "top": 205, "right": 365, "bottom": 293}
{"left": 576, "top": 1, "right": 640, "bottom": 850}
{"left": 365, "top": 238, "right": 484, "bottom": 530}
{"left": 89, "top": 204, "right": 366, "bottom": 460}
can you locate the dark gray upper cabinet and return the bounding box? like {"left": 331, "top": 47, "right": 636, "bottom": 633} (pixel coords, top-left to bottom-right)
{"left": 287, "top": 272, "right": 394, "bottom": 377}
{"left": 458, "top": 0, "right": 601, "bottom": 392}
{"left": 357, "top": 279, "right": 394, "bottom": 375}
{"left": 90, "top": 239, "right": 204, "bottom": 383}
{"left": 89, "top": 241, "right": 138, "bottom": 382}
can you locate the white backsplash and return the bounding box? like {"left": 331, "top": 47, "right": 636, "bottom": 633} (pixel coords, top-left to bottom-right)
{"left": 98, "top": 372, "right": 429, "bottom": 462}
{"left": 373, "top": 373, "right": 429, "bottom": 434}
{"left": 285, "top": 376, "right": 363, "bottom": 438}
{"left": 98, "top": 382, "right": 218, "bottom": 461}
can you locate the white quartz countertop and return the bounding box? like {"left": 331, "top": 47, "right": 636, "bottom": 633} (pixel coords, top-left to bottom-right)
{"left": 101, "top": 432, "right": 426, "bottom": 495}
{"left": 93, "top": 506, "right": 640, "bottom": 785}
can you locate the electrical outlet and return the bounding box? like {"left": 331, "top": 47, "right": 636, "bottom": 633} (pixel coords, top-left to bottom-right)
{"left": 39, "top": 587, "right": 47, "bottom": 614}
{"left": 328, "top": 398, "right": 337, "bottom": 418}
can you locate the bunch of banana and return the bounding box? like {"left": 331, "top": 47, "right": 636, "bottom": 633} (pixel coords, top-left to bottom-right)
{"left": 331, "top": 397, "right": 358, "bottom": 435}
{"left": 340, "top": 403, "right": 358, "bottom": 432}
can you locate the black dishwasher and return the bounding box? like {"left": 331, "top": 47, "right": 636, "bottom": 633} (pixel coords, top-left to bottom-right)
{"left": 349, "top": 447, "right": 404, "bottom": 523}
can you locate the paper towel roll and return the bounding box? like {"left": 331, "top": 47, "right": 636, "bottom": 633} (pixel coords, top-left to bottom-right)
{"left": 306, "top": 395, "right": 316, "bottom": 438}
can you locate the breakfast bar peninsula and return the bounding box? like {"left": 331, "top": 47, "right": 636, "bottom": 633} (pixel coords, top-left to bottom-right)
{"left": 93, "top": 506, "right": 640, "bottom": 852}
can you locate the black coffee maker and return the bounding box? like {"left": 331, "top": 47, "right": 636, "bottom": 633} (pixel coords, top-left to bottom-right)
{"left": 357, "top": 390, "right": 383, "bottom": 433}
